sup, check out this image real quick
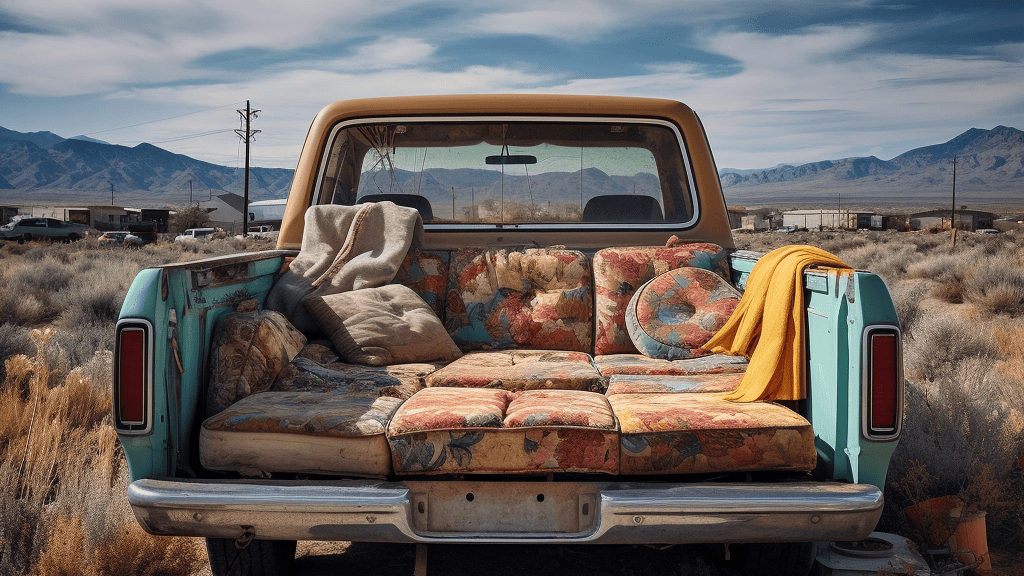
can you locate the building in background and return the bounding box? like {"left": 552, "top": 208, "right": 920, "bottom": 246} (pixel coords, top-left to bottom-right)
{"left": 248, "top": 198, "right": 288, "bottom": 230}
{"left": 908, "top": 209, "right": 995, "bottom": 231}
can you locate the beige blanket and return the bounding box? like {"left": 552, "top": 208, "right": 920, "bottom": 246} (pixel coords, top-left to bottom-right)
{"left": 266, "top": 202, "right": 423, "bottom": 333}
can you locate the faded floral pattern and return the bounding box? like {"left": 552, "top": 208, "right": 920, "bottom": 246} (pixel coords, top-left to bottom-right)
{"left": 388, "top": 387, "right": 618, "bottom": 474}
{"left": 445, "top": 247, "right": 593, "bottom": 352}
{"left": 605, "top": 373, "right": 743, "bottom": 396}
{"left": 393, "top": 249, "right": 449, "bottom": 320}
{"left": 424, "top": 350, "right": 606, "bottom": 392}
{"left": 593, "top": 242, "right": 729, "bottom": 355}
{"left": 609, "top": 392, "right": 816, "bottom": 474}
{"left": 594, "top": 353, "right": 749, "bottom": 377}
{"left": 272, "top": 356, "right": 446, "bottom": 399}
{"left": 626, "top": 267, "right": 741, "bottom": 360}
{"left": 206, "top": 309, "right": 307, "bottom": 417}
{"left": 204, "top": 391, "right": 403, "bottom": 437}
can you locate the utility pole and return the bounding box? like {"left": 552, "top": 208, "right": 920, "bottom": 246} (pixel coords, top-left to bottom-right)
{"left": 189, "top": 179, "right": 193, "bottom": 205}
{"left": 235, "top": 100, "right": 260, "bottom": 235}
{"left": 110, "top": 180, "right": 114, "bottom": 206}
{"left": 951, "top": 156, "right": 957, "bottom": 248}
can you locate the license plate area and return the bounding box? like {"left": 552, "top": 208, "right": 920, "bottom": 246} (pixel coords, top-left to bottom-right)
{"left": 406, "top": 481, "right": 598, "bottom": 537}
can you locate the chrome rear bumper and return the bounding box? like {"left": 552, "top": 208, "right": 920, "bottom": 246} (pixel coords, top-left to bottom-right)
{"left": 128, "top": 478, "right": 882, "bottom": 544}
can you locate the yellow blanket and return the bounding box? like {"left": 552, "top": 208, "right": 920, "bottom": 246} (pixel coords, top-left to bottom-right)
{"left": 703, "top": 245, "right": 851, "bottom": 402}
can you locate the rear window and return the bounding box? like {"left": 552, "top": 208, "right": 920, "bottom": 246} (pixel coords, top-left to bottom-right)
{"left": 315, "top": 119, "right": 696, "bottom": 226}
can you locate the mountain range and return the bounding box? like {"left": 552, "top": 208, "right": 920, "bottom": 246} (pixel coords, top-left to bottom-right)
{"left": 0, "top": 127, "right": 292, "bottom": 207}
{"left": 719, "top": 126, "right": 1023, "bottom": 207}
{"left": 1, "top": 124, "right": 1020, "bottom": 209}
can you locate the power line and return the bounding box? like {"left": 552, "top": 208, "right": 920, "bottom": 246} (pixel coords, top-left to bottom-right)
{"left": 146, "top": 129, "right": 236, "bottom": 144}
{"left": 81, "top": 101, "right": 246, "bottom": 136}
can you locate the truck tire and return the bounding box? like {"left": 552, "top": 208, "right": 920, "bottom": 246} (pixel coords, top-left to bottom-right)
{"left": 67, "top": 233, "right": 80, "bottom": 241}
{"left": 19, "top": 233, "right": 30, "bottom": 244}
{"left": 205, "top": 538, "right": 296, "bottom": 576}
{"left": 738, "top": 542, "right": 815, "bottom": 576}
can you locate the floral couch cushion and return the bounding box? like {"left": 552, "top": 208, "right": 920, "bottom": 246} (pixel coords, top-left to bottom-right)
{"left": 594, "top": 353, "right": 748, "bottom": 377}
{"left": 393, "top": 249, "right": 449, "bottom": 321}
{"left": 609, "top": 393, "right": 816, "bottom": 475}
{"left": 626, "top": 267, "right": 742, "bottom": 360}
{"left": 388, "top": 387, "right": 619, "bottom": 475}
{"left": 445, "top": 247, "right": 593, "bottom": 352}
{"left": 593, "top": 241, "right": 729, "bottom": 355}
{"left": 605, "top": 373, "right": 743, "bottom": 396}
{"left": 206, "top": 309, "right": 307, "bottom": 417}
{"left": 424, "top": 350, "right": 606, "bottom": 392}
{"left": 200, "top": 391, "right": 404, "bottom": 477}
{"left": 272, "top": 356, "right": 445, "bottom": 399}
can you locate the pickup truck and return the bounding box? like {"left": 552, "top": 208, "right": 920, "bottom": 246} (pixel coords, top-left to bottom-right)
{"left": 114, "top": 95, "right": 902, "bottom": 576}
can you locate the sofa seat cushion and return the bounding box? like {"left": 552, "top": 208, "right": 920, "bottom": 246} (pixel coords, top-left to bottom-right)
{"left": 594, "top": 353, "right": 748, "bottom": 377}
{"left": 206, "top": 309, "right": 307, "bottom": 417}
{"left": 605, "top": 373, "right": 743, "bottom": 396}
{"left": 626, "top": 267, "right": 742, "bottom": 360}
{"left": 593, "top": 241, "right": 729, "bottom": 355}
{"left": 424, "top": 350, "right": 606, "bottom": 392}
{"left": 272, "top": 356, "right": 445, "bottom": 399}
{"left": 199, "top": 391, "right": 404, "bottom": 477}
{"left": 387, "top": 388, "right": 619, "bottom": 475}
{"left": 608, "top": 393, "right": 816, "bottom": 475}
{"left": 445, "top": 247, "right": 593, "bottom": 352}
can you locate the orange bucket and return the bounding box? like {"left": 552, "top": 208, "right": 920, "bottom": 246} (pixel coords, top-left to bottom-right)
{"left": 904, "top": 495, "right": 962, "bottom": 546}
{"left": 948, "top": 512, "right": 991, "bottom": 573}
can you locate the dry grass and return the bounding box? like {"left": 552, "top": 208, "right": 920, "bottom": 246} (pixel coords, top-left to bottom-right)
{"left": 0, "top": 237, "right": 269, "bottom": 576}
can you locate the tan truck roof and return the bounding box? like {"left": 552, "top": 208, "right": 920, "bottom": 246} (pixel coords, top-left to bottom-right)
{"left": 278, "top": 94, "right": 731, "bottom": 249}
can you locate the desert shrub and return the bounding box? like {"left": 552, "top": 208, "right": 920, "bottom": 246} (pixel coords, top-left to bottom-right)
{"left": 0, "top": 323, "right": 32, "bottom": 381}
{"left": 888, "top": 282, "right": 928, "bottom": 338}
{"left": 963, "top": 264, "right": 1024, "bottom": 316}
{"left": 903, "top": 314, "right": 997, "bottom": 382}
{"left": 168, "top": 204, "right": 210, "bottom": 233}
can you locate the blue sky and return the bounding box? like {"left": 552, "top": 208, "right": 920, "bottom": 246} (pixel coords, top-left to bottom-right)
{"left": 0, "top": 0, "right": 1020, "bottom": 174}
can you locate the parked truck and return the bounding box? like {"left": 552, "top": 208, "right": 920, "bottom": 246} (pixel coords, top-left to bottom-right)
{"left": 114, "top": 95, "right": 902, "bottom": 576}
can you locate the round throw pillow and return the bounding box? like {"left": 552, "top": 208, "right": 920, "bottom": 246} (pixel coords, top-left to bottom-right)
{"left": 625, "top": 266, "right": 742, "bottom": 360}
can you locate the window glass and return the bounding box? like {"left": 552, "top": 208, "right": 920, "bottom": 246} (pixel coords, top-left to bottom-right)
{"left": 317, "top": 121, "right": 693, "bottom": 225}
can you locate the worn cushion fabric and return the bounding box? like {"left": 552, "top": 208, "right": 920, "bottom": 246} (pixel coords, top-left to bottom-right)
{"left": 424, "top": 350, "right": 606, "bottom": 392}
{"left": 388, "top": 388, "right": 618, "bottom": 475}
{"left": 272, "top": 356, "right": 445, "bottom": 399}
{"left": 206, "top": 309, "right": 307, "bottom": 417}
{"left": 626, "top": 267, "right": 742, "bottom": 360}
{"left": 445, "top": 247, "right": 593, "bottom": 352}
{"left": 605, "top": 373, "right": 743, "bottom": 396}
{"left": 609, "top": 393, "right": 816, "bottom": 475}
{"left": 593, "top": 240, "right": 730, "bottom": 355}
{"left": 305, "top": 284, "right": 461, "bottom": 366}
{"left": 393, "top": 249, "right": 449, "bottom": 321}
{"left": 200, "top": 391, "right": 404, "bottom": 477}
{"left": 594, "top": 353, "right": 749, "bottom": 377}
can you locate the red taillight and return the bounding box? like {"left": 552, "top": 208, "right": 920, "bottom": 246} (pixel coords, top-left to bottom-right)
{"left": 866, "top": 330, "right": 901, "bottom": 438}
{"left": 115, "top": 323, "right": 149, "bottom": 431}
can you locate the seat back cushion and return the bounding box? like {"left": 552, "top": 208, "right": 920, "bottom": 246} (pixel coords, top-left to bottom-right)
{"left": 206, "top": 309, "right": 307, "bottom": 417}
{"left": 445, "top": 247, "right": 593, "bottom": 352}
{"left": 393, "top": 249, "right": 449, "bottom": 321}
{"left": 625, "top": 267, "right": 742, "bottom": 360}
{"left": 593, "top": 241, "right": 729, "bottom": 355}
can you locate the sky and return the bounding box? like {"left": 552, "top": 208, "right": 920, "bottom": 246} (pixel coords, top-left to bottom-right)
{"left": 0, "top": 0, "right": 1021, "bottom": 176}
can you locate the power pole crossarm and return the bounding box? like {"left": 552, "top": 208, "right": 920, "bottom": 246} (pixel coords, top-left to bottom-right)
{"left": 236, "top": 100, "right": 261, "bottom": 235}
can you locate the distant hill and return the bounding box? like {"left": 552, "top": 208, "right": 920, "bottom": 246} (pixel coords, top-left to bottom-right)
{"left": 720, "top": 126, "right": 1024, "bottom": 206}
{"left": 0, "top": 126, "right": 292, "bottom": 206}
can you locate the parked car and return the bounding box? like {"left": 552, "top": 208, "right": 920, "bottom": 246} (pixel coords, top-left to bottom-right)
{"left": 99, "top": 231, "right": 144, "bottom": 246}
{"left": 0, "top": 217, "right": 90, "bottom": 243}
{"left": 174, "top": 227, "right": 216, "bottom": 242}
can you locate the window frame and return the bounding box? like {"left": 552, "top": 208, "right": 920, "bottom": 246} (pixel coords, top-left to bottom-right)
{"left": 312, "top": 115, "right": 701, "bottom": 232}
